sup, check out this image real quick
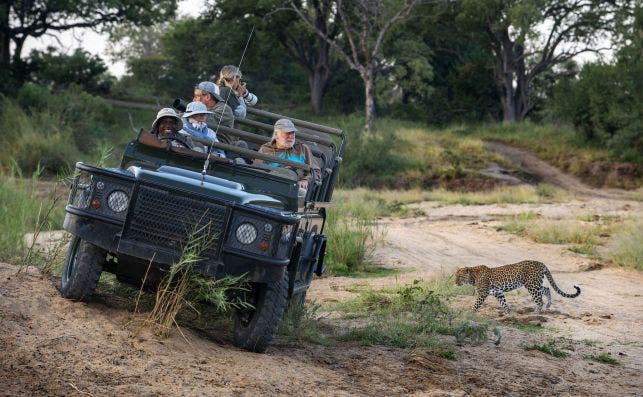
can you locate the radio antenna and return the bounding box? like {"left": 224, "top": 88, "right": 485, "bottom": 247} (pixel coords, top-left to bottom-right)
{"left": 201, "top": 26, "right": 255, "bottom": 185}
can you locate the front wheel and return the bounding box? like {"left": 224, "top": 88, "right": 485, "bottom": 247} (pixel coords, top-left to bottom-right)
{"left": 233, "top": 271, "right": 289, "bottom": 353}
{"left": 59, "top": 236, "right": 106, "bottom": 300}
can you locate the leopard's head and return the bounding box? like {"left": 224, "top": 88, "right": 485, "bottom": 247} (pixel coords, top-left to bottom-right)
{"left": 454, "top": 267, "right": 471, "bottom": 286}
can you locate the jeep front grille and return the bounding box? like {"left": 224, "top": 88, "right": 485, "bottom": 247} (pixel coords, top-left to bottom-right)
{"left": 123, "top": 185, "right": 229, "bottom": 259}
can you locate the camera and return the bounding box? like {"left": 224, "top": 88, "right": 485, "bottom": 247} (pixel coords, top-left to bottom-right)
{"left": 173, "top": 98, "right": 187, "bottom": 113}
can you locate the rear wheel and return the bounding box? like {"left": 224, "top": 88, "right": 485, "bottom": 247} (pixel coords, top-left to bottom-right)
{"left": 233, "top": 271, "right": 289, "bottom": 353}
{"left": 59, "top": 236, "right": 105, "bottom": 300}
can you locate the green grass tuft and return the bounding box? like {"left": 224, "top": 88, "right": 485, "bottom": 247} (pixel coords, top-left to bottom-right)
{"left": 523, "top": 339, "right": 569, "bottom": 358}
{"left": 584, "top": 352, "right": 619, "bottom": 365}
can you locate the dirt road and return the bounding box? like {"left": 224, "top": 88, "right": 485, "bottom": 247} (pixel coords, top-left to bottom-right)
{"left": 2, "top": 149, "right": 642, "bottom": 396}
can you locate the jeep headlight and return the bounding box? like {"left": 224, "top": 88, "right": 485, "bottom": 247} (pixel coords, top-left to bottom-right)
{"left": 235, "top": 222, "right": 258, "bottom": 245}
{"left": 107, "top": 190, "right": 129, "bottom": 213}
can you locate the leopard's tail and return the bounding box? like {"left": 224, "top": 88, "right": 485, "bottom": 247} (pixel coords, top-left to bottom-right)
{"left": 544, "top": 266, "right": 581, "bottom": 298}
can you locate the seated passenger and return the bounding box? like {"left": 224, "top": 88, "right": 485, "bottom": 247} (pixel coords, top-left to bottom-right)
{"left": 193, "top": 81, "right": 235, "bottom": 145}
{"left": 179, "top": 101, "right": 226, "bottom": 158}
{"left": 258, "top": 118, "right": 320, "bottom": 191}
{"left": 216, "top": 65, "right": 259, "bottom": 119}
{"left": 150, "top": 107, "right": 198, "bottom": 150}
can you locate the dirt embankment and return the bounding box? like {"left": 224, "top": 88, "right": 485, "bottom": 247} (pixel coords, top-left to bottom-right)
{"left": 2, "top": 144, "right": 643, "bottom": 396}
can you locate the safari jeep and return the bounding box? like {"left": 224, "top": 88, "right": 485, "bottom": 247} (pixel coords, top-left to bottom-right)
{"left": 60, "top": 106, "right": 346, "bottom": 352}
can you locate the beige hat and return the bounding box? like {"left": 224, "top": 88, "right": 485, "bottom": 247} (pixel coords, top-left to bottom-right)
{"left": 152, "top": 108, "right": 182, "bottom": 133}
{"left": 274, "top": 118, "right": 297, "bottom": 133}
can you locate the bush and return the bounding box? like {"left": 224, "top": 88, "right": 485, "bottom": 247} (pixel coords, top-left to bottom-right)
{"left": 549, "top": 47, "right": 642, "bottom": 164}
{"left": 0, "top": 171, "right": 66, "bottom": 261}
{"left": 606, "top": 220, "right": 643, "bottom": 270}
{"left": 0, "top": 95, "right": 82, "bottom": 175}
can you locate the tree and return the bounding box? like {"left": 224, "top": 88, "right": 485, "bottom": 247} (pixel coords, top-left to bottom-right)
{"left": 27, "top": 47, "right": 112, "bottom": 94}
{"left": 266, "top": 0, "right": 340, "bottom": 113}
{"left": 549, "top": 5, "right": 642, "bottom": 161}
{"left": 458, "top": 0, "right": 636, "bottom": 123}
{"left": 0, "top": 0, "right": 177, "bottom": 91}
{"left": 206, "top": 0, "right": 340, "bottom": 114}
{"left": 291, "top": 0, "right": 420, "bottom": 130}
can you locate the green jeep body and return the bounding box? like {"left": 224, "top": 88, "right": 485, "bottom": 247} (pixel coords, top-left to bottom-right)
{"left": 60, "top": 106, "right": 346, "bottom": 352}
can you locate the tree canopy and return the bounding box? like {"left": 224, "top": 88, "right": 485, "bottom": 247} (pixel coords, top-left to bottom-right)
{"left": 0, "top": 0, "right": 178, "bottom": 91}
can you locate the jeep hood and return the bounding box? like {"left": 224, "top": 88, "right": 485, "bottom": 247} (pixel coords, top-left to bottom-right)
{"left": 128, "top": 166, "right": 284, "bottom": 209}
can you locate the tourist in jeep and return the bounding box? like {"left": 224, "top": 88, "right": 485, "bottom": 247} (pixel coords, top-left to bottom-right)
{"left": 258, "top": 118, "right": 320, "bottom": 190}
{"left": 179, "top": 101, "right": 226, "bottom": 157}
{"left": 138, "top": 107, "right": 201, "bottom": 151}
{"left": 216, "top": 65, "right": 258, "bottom": 119}
{"left": 193, "top": 81, "right": 235, "bottom": 143}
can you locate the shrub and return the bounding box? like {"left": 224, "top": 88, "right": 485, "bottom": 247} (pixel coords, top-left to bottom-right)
{"left": 523, "top": 339, "right": 568, "bottom": 358}
{"left": 606, "top": 220, "right": 643, "bottom": 270}
{"left": 584, "top": 352, "right": 619, "bottom": 365}
{"left": 336, "top": 280, "right": 455, "bottom": 349}
{"left": 0, "top": 170, "right": 66, "bottom": 261}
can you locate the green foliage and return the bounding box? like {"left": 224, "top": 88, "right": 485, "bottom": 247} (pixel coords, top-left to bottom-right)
{"left": 568, "top": 245, "right": 597, "bottom": 256}
{"left": 549, "top": 16, "right": 642, "bottom": 163}
{"left": 324, "top": 204, "right": 379, "bottom": 275}
{"left": 0, "top": 170, "right": 66, "bottom": 262}
{"left": 584, "top": 352, "right": 619, "bottom": 365}
{"left": 2, "top": 0, "right": 178, "bottom": 93}
{"left": 336, "top": 280, "right": 456, "bottom": 349}
{"left": 523, "top": 339, "right": 569, "bottom": 358}
{"left": 27, "top": 48, "right": 112, "bottom": 94}
{"left": 147, "top": 222, "right": 250, "bottom": 337}
{"left": 278, "top": 302, "right": 330, "bottom": 346}
{"left": 453, "top": 320, "right": 489, "bottom": 345}
{"left": 2, "top": 85, "right": 153, "bottom": 174}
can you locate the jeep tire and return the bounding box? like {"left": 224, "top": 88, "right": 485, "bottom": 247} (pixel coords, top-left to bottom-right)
{"left": 60, "top": 236, "right": 105, "bottom": 301}
{"left": 233, "top": 270, "right": 289, "bottom": 353}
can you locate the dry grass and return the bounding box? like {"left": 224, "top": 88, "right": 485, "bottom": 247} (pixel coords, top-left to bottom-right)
{"left": 606, "top": 220, "right": 643, "bottom": 270}
{"left": 146, "top": 223, "right": 217, "bottom": 338}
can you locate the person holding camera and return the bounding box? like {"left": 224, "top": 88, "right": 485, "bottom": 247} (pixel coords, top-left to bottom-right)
{"left": 216, "top": 65, "right": 258, "bottom": 119}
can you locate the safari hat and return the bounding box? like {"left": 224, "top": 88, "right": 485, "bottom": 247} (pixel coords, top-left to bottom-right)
{"left": 151, "top": 107, "right": 182, "bottom": 133}
{"left": 274, "top": 118, "right": 298, "bottom": 133}
{"left": 183, "top": 101, "right": 213, "bottom": 118}
{"left": 196, "top": 81, "right": 224, "bottom": 102}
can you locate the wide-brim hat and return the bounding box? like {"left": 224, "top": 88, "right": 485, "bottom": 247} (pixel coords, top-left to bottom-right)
{"left": 196, "top": 81, "right": 224, "bottom": 102}
{"left": 152, "top": 107, "right": 183, "bottom": 133}
{"left": 183, "top": 101, "right": 213, "bottom": 118}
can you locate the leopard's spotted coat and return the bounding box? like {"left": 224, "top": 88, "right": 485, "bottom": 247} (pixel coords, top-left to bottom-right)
{"left": 454, "top": 260, "right": 581, "bottom": 313}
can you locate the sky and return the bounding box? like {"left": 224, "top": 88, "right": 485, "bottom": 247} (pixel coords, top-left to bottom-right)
{"left": 21, "top": 0, "right": 205, "bottom": 78}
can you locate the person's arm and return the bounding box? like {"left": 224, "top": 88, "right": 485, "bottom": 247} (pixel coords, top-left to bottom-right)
{"left": 237, "top": 84, "right": 258, "bottom": 106}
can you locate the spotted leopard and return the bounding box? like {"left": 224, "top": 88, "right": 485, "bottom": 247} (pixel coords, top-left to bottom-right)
{"left": 454, "top": 260, "right": 581, "bottom": 313}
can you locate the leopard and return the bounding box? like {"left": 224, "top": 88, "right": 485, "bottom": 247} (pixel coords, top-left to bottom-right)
{"left": 454, "top": 260, "right": 581, "bottom": 313}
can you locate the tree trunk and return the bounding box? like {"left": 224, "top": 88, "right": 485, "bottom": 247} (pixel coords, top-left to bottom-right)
{"left": 309, "top": 68, "right": 329, "bottom": 114}
{"left": 496, "top": 29, "right": 529, "bottom": 124}
{"left": 363, "top": 67, "right": 376, "bottom": 131}
{"left": 308, "top": 40, "right": 332, "bottom": 114}
{"left": 0, "top": 4, "right": 10, "bottom": 70}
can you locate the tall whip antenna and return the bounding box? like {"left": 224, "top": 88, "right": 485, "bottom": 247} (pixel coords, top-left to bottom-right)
{"left": 201, "top": 26, "right": 255, "bottom": 185}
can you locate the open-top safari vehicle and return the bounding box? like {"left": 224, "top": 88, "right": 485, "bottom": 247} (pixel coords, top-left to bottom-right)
{"left": 60, "top": 105, "right": 346, "bottom": 352}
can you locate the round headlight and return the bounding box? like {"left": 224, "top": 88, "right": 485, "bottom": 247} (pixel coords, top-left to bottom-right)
{"left": 236, "top": 223, "right": 257, "bottom": 245}
{"left": 107, "top": 190, "right": 129, "bottom": 213}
